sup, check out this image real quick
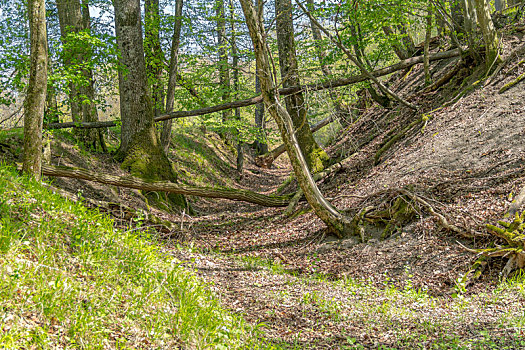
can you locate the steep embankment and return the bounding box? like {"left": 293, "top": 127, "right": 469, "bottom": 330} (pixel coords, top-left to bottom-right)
{"left": 0, "top": 166, "right": 272, "bottom": 348}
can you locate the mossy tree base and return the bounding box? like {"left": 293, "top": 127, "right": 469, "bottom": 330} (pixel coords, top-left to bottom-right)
{"left": 117, "top": 127, "right": 189, "bottom": 212}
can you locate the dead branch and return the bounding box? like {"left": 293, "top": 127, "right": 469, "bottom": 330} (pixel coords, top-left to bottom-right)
{"left": 487, "top": 41, "right": 525, "bottom": 85}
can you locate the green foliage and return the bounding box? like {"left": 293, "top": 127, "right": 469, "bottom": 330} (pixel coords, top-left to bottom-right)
{"left": 0, "top": 165, "right": 271, "bottom": 348}
{"left": 0, "top": 1, "right": 29, "bottom": 107}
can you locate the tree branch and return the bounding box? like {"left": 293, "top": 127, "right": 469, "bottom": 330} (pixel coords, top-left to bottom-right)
{"left": 45, "top": 49, "right": 460, "bottom": 130}
{"left": 294, "top": 0, "right": 418, "bottom": 110}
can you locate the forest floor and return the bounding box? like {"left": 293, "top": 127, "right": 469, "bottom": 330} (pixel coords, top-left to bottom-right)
{"left": 2, "top": 25, "right": 525, "bottom": 349}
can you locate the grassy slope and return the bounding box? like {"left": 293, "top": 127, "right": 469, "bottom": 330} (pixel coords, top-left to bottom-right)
{"left": 0, "top": 166, "right": 272, "bottom": 349}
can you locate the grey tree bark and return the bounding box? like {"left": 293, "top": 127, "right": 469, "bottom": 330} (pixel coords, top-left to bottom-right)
{"left": 23, "top": 0, "right": 48, "bottom": 180}
{"left": 113, "top": 0, "right": 187, "bottom": 209}
{"left": 495, "top": 0, "right": 507, "bottom": 11}
{"left": 449, "top": 0, "right": 465, "bottom": 34}
{"left": 252, "top": 0, "right": 268, "bottom": 156}
{"left": 275, "top": 0, "right": 330, "bottom": 172}
{"left": 80, "top": 0, "right": 107, "bottom": 151}
{"left": 56, "top": 0, "right": 82, "bottom": 125}
{"left": 161, "top": 0, "right": 184, "bottom": 153}
{"left": 56, "top": 0, "right": 105, "bottom": 151}
{"left": 144, "top": 0, "right": 165, "bottom": 117}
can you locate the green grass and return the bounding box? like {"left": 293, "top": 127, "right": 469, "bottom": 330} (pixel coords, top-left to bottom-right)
{"left": 0, "top": 165, "right": 274, "bottom": 349}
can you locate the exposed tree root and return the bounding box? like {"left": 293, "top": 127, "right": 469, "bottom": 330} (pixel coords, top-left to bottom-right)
{"left": 422, "top": 59, "right": 464, "bottom": 93}
{"left": 499, "top": 72, "right": 525, "bottom": 93}
{"left": 395, "top": 189, "right": 474, "bottom": 237}
{"left": 329, "top": 187, "right": 477, "bottom": 242}
{"left": 460, "top": 210, "right": 525, "bottom": 278}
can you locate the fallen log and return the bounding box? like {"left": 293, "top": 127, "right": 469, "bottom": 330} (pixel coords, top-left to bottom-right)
{"left": 40, "top": 164, "right": 292, "bottom": 207}
{"left": 46, "top": 49, "right": 461, "bottom": 130}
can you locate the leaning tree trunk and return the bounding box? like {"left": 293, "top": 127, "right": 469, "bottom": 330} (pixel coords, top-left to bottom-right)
{"left": 161, "top": 0, "right": 184, "bottom": 153}
{"left": 113, "top": 0, "right": 187, "bottom": 210}
{"left": 23, "top": 0, "right": 48, "bottom": 180}
{"left": 239, "top": 0, "right": 352, "bottom": 237}
{"left": 474, "top": 0, "right": 501, "bottom": 69}
{"left": 275, "top": 0, "right": 329, "bottom": 173}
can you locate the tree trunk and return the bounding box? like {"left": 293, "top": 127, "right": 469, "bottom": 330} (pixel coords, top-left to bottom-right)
{"left": 56, "top": 0, "right": 82, "bottom": 125}
{"left": 57, "top": 0, "right": 105, "bottom": 151}
{"left": 216, "top": 0, "right": 232, "bottom": 126}
{"left": 307, "top": 0, "right": 351, "bottom": 125}
{"left": 23, "top": 0, "right": 48, "bottom": 180}
{"left": 230, "top": 0, "right": 244, "bottom": 175}
{"left": 144, "top": 0, "right": 165, "bottom": 117}
{"left": 252, "top": 0, "right": 268, "bottom": 156}
{"left": 80, "top": 0, "right": 107, "bottom": 152}
{"left": 424, "top": 2, "right": 433, "bottom": 86}
{"left": 240, "top": 0, "right": 352, "bottom": 237}
{"left": 397, "top": 24, "right": 417, "bottom": 57}
{"left": 253, "top": 73, "right": 268, "bottom": 155}
{"left": 275, "top": 0, "right": 329, "bottom": 173}
{"left": 113, "top": 0, "right": 187, "bottom": 210}
{"left": 474, "top": 0, "right": 501, "bottom": 69}
{"left": 449, "top": 0, "right": 465, "bottom": 34}
{"left": 495, "top": 0, "right": 507, "bottom": 11}
{"left": 161, "top": 0, "right": 184, "bottom": 152}
{"left": 255, "top": 114, "right": 335, "bottom": 168}
{"left": 382, "top": 26, "right": 409, "bottom": 60}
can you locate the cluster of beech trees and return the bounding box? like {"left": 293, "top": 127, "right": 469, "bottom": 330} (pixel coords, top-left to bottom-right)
{"left": 19, "top": 0, "right": 508, "bottom": 237}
